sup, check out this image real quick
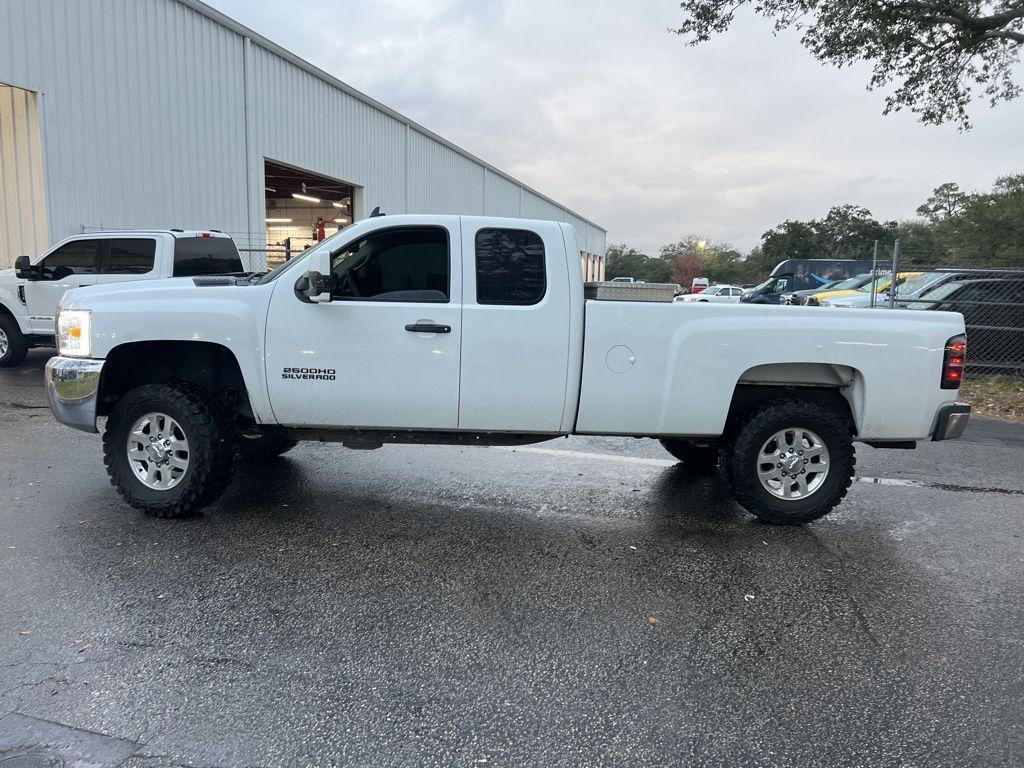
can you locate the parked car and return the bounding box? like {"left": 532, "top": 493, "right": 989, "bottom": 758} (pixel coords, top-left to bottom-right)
{"left": 610, "top": 276, "right": 637, "bottom": 283}
{"left": 824, "top": 272, "right": 947, "bottom": 308}
{"left": 0, "top": 230, "right": 243, "bottom": 366}
{"left": 740, "top": 259, "right": 875, "bottom": 304}
{"left": 681, "top": 284, "right": 745, "bottom": 303}
{"left": 45, "top": 214, "right": 969, "bottom": 526}
{"left": 691, "top": 277, "right": 710, "bottom": 294}
{"left": 781, "top": 278, "right": 840, "bottom": 305}
{"left": 906, "top": 276, "right": 1024, "bottom": 372}
{"left": 797, "top": 273, "right": 875, "bottom": 306}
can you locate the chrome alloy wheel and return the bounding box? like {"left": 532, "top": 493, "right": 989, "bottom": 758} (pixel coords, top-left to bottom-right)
{"left": 126, "top": 412, "right": 190, "bottom": 490}
{"left": 757, "top": 427, "right": 829, "bottom": 500}
{"left": 0, "top": 327, "right": 8, "bottom": 358}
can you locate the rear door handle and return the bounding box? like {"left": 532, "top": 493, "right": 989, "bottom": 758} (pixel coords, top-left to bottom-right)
{"left": 405, "top": 323, "right": 451, "bottom": 334}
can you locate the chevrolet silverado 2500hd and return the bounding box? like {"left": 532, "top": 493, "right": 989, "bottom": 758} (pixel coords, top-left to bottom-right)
{"left": 0, "top": 230, "right": 243, "bottom": 366}
{"left": 44, "top": 215, "right": 971, "bottom": 524}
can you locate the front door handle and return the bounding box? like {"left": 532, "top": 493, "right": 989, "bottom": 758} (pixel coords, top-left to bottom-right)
{"left": 405, "top": 323, "right": 451, "bottom": 334}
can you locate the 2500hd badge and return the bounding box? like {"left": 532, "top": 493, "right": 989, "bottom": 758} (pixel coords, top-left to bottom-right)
{"left": 282, "top": 367, "right": 336, "bottom": 381}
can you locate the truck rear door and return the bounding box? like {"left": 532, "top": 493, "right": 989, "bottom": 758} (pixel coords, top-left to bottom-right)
{"left": 96, "top": 237, "right": 160, "bottom": 285}
{"left": 457, "top": 219, "right": 573, "bottom": 432}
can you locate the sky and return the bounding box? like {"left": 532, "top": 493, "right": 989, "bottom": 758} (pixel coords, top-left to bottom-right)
{"left": 209, "top": 0, "right": 1023, "bottom": 253}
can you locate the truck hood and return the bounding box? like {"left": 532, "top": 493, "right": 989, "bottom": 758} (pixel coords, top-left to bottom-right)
{"left": 59, "top": 276, "right": 254, "bottom": 310}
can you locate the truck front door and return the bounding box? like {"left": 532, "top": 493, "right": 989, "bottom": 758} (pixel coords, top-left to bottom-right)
{"left": 25, "top": 238, "right": 102, "bottom": 333}
{"left": 264, "top": 220, "right": 463, "bottom": 430}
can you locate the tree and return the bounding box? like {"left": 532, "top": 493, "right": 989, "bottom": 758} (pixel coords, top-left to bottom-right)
{"left": 916, "top": 182, "right": 969, "bottom": 222}
{"left": 893, "top": 219, "right": 942, "bottom": 265}
{"left": 668, "top": 253, "right": 705, "bottom": 286}
{"left": 761, "top": 220, "right": 818, "bottom": 266}
{"left": 930, "top": 173, "right": 1024, "bottom": 265}
{"left": 604, "top": 244, "right": 672, "bottom": 282}
{"left": 672, "top": 1, "right": 1024, "bottom": 128}
{"left": 814, "top": 204, "right": 897, "bottom": 258}
{"left": 760, "top": 206, "right": 894, "bottom": 264}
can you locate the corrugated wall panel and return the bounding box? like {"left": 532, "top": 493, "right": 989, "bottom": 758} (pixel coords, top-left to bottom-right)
{"left": 0, "top": 0, "right": 605, "bottom": 265}
{"left": 248, "top": 43, "right": 407, "bottom": 225}
{"left": 521, "top": 190, "right": 565, "bottom": 223}
{"left": 484, "top": 170, "right": 521, "bottom": 217}
{"left": 1, "top": 0, "right": 250, "bottom": 250}
{"left": 407, "top": 129, "right": 484, "bottom": 215}
{"left": 0, "top": 85, "right": 48, "bottom": 267}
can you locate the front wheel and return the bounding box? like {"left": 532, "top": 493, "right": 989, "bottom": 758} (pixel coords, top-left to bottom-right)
{"left": 720, "top": 399, "right": 855, "bottom": 525}
{"left": 0, "top": 314, "right": 29, "bottom": 367}
{"left": 103, "top": 383, "right": 237, "bottom": 518}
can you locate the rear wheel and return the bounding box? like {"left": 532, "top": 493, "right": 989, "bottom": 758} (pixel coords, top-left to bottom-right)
{"left": 659, "top": 438, "right": 719, "bottom": 468}
{"left": 103, "top": 383, "right": 237, "bottom": 518}
{"left": 0, "top": 315, "right": 28, "bottom": 367}
{"left": 720, "top": 398, "right": 854, "bottom": 524}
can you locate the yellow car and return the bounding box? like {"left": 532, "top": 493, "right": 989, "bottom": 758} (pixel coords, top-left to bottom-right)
{"left": 808, "top": 272, "right": 923, "bottom": 306}
{"left": 803, "top": 273, "right": 874, "bottom": 305}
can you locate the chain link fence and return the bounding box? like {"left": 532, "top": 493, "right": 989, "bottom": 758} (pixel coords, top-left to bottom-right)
{"left": 887, "top": 266, "right": 1024, "bottom": 378}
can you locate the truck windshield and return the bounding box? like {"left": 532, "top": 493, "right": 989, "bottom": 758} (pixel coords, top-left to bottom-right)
{"left": 754, "top": 276, "right": 790, "bottom": 294}
{"left": 173, "top": 237, "right": 244, "bottom": 276}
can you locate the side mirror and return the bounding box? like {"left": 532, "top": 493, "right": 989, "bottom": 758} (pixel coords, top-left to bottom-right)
{"left": 14, "top": 255, "right": 33, "bottom": 280}
{"left": 295, "top": 248, "right": 335, "bottom": 303}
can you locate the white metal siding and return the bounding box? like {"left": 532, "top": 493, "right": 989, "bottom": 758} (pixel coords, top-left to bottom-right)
{"left": 521, "top": 190, "right": 566, "bottom": 223}
{"left": 407, "top": 128, "right": 484, "bottom": 215}
{"left": 0, "top": 0, "right": 605, "bottom": 267}
{"left": 0, "top": 85, "right": 48, "bottom": 267}
{"left": 484, "top": 170, "right": 522, "bottom": 217}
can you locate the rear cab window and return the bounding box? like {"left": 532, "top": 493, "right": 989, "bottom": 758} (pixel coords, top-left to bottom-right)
{"left": 173, "top": 236, "right": 244, "bottom": 277}
{"left": 475, "top": 228, "right": 546, "bottom": 305}
{"left": 102, "top": 238, "right": 156, "bottom": 274}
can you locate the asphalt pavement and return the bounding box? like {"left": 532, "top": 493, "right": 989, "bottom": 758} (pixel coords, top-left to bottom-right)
{"left": 1, "top": 349, "right": 1022, "bottom": 767}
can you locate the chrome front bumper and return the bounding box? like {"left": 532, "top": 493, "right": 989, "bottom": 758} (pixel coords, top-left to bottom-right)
{"left": 45, "top": 356, "right": 105, "bottom": 433}
{"left": 932, "top": 402, "right": 971, "bottom": 442}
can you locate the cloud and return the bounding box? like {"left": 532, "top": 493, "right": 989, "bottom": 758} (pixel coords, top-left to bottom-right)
{"left": 210, "top": 0, "right": 1024, "bottom": 252}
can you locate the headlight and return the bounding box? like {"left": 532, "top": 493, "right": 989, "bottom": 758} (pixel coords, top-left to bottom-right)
{"left": 56, "top": 309, "right": 92, "bottom": 357}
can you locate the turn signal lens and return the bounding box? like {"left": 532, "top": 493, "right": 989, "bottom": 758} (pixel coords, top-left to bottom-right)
{"left": 941, "top": 334, "right": 967, "bottom": 390}
{"left": 56, "top": 309, "right": 92, "bottom": 358}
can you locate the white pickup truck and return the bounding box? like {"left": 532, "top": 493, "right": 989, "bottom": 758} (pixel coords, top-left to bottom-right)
{"left": 0, "top": 230, "right": 244, "bottom": 366}
{"left": 44, "top": 214, "right": 971, "bottom": 524}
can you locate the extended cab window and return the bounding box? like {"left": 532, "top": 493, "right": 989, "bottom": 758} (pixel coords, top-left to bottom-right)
{"left": 103, "top": 238, "right": 156, "bottom": 274}
{"left": 330, "top": 227, "right": 449, "bottom": 302}
{"left": 39, "top": 240, "right": 99, "bottom": 280}
{"left": 173, "top": 236, "right": 244, "bottom": 277}
{"left": 475, "top": 228, "right": 545, "bottom": 305}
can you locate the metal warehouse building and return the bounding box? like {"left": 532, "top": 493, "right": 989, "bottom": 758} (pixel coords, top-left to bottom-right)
{"left": 0, "top": 0, "right": 606, "bottom": 275}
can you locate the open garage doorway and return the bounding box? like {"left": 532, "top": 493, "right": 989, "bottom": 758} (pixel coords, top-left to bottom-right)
{"left": 264, "top": 159, "right": 355, "bottom": 267}
{"left": 0, "top": 83, "right": 48, "bottom": 268}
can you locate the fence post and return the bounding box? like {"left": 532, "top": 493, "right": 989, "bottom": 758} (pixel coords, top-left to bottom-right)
{"left": 869, "top": 240, "right": 879, "bottom": 309}
{"left": 889, "top": 239, "right": 900, "bottom": 309}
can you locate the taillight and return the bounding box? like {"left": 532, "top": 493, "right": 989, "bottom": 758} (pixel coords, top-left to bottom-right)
{"left": 942, "top": 334, "right": 966, "bottom": 389}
